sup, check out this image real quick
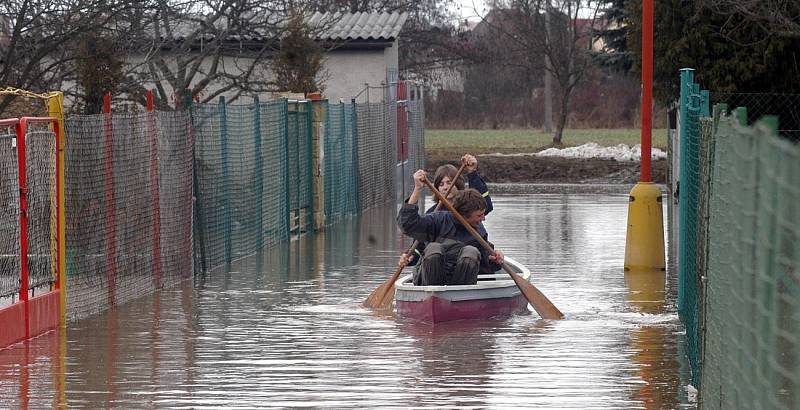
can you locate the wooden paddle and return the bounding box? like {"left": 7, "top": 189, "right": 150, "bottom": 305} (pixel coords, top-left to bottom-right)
{"left": 422, "top": 178, "right": 565, "bottom": 320}
{"left": 363, "top": 162, "right": 468, "bottom": 309}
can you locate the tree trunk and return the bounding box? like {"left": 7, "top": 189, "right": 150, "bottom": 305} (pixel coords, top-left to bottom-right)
{"left": 543, "top": 3, "right": 553, "bottom": 133}
{"left": 552, "top": 91, "right": 571, "bottom": 145}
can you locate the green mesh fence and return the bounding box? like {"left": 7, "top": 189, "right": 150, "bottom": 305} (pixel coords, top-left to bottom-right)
{"left": 192, "top": 98, "right": 292, "bottom": 272}
{"left": 677, "top": 69, "right": 710, "bottom": 388}
{"left": 64, "top": 110, "right": 193, "bottom": 320}
{"left": 324, "top": 101, "right": 358, "bottom": 224}
{"left": 701, "top": 109, "right": 800, "bottom": 409}
{"left": 287, "top": 101, "right": 314, "bottom": 234}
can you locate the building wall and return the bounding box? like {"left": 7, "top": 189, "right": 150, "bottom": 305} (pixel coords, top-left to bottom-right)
{"left": 322, "top": 41, "right": 398, "bottom": 103}
{"left": 59, "top": 40, "right": 399, "bottom": 111}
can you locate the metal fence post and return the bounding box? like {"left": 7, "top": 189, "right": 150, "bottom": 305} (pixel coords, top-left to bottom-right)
{"left": 218, "top": 96, "right": 231, "bottom": 266}
{"left": 253, "top": 96, "right": 264, "bottom": 250}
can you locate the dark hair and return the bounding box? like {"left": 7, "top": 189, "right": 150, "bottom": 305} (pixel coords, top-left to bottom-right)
{"left": 452, "top": 189, "right": 486, "bottom": 216}
{"left": 432, "top": 164, "right": 465, "bottom": 201}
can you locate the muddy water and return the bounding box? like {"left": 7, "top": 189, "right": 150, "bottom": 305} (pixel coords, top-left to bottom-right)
{"left": 0, "top": 192, "right": 693, "bottom": 408}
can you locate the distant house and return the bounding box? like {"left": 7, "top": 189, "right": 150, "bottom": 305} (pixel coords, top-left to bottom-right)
{"left": 309, "top": 12, "right": 408, "bottom": 102}
{"left": 54, "top": 11, "right": 408, "bottom": 109}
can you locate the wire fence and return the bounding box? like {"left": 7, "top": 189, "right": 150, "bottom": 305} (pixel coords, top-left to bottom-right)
{"left": 674, "top": 69, "right": 800, "bottom": 407}
{"left": 710, "top": 92, "right": 800, "bottom": 142}
{"left": 0, "top": 121, "right": 59, "bottom": 302}
{"left": 64, "top": 110, "right": 193, "bottom": 320}
{"left": 702, "top": 108, "right": 800, "bottom": 409}
{"left": 677, "top": 70, "right": 708, "bottom": 388}
{"left": 0, "top": 81, "right": 425, "bottom": 322}
{"left": 355, "top": 102, "right": 396, "bottom": 210}
{"left": 0, "top": 123, "right": 21, "bottom": 300}
{"left": 192, "top": 99, "right": 293, "bottom": 272}
{"left": 324, "top": 102, "right": 358, "bottom": 224}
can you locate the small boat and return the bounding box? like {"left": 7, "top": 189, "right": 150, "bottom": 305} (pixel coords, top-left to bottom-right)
{"left": 394, "top": 256, "right": 530, "bottom": 323}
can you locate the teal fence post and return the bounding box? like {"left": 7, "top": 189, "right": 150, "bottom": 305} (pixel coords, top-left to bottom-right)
{"left": 759, "top": 115, "right": 779, "bottom": 131}
{"left": 189, "top": 95, "right": 208, "bottom": 274}
{"left": 253, "top": 96, "right": 264, "bottom": 250}
{"left": 734, "top": 107, "right": 748, "bottom": 126}
{"left": 700, "top": 90, "right": 710, "bottom": 117}
{"left": 339, "top": 102, "right": 348, "bottom": 215}
{"left": 678, "top": 66, "right": 693, "bottom": 284}
{"left": 305, "top": 100, "right": 314, "bottom": 233}
{"left": 293, "top": 102, "right": 300, "bottom": 233}
{"left": 281, "top": 99, "right": 291, "bottom": 241}
{"left": 677, "top": 67, "right": 696, "bottom": 386}
{"left": 219, "top": 96, "right": 231, "bottom": 266}
{"left": 350, "top": 98, "right": 360, "bottom": 211}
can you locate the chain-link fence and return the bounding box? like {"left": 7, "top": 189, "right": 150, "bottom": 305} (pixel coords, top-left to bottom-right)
{"left": 674, "top": 69, "right": 800, "bottom": 407}
{"left": 355, "top": 101, "right": 396, "bottom": 210}
{"left": 1, "top": 82, "right": 426, "bottom": 322}
{"left": 0, "top": 122, "right": 21, "bottom": 300}
{"left": 702, "top": 109, "right": 800, "bottom": 409}
{"left": 677, "top": 70, "right": 709, "bottom": 388}
{"left": 711, "top": 92, "right": 800, "bottom": 142}
{"left": 0, "top": 120, "right": 59, "bottom": 302}
{"left": 64, "top": 110, "right": 193, "bottom": 320}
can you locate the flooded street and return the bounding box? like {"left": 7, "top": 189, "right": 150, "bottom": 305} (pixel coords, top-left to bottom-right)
{"left": 0, "top": 191, "right": 692, "bottom": 408}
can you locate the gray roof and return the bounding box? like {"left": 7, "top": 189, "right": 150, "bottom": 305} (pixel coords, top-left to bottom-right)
{"left": 307, "top": 12, "right": 408, "bottom": 41}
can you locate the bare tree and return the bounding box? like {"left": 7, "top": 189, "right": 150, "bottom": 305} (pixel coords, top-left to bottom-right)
{"left": 473, "top": 0, "right": 601, "bottom": 144}
{"left": 0, "top": 0, "right": 132, "bottom": 115}
{"left": 272, "top": 11, "right": 326, "bottom": 94}
{"left": 118, "top": 0, "right": 284, "bottom": 109}
{"left": 706, "top": 0, "right": 800, "bottom": 39}
{"left": 119, "top": 0, "right": 347, "bottom": 109}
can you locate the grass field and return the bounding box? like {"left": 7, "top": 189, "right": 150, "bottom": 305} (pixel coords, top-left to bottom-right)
{"left": 425, "top": 128, "right": 669, "bottom": 154}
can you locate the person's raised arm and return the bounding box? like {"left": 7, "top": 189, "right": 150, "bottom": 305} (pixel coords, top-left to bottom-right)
{"left": 463, "top": 153, "right": 493, "bottom": 214}
{"left": 407, "top": 169, "right": 426, "bottom": 205}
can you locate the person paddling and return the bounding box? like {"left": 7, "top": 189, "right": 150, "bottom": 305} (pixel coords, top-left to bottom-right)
{"left": 397, "top": 169, "right": 504, "bottom": 286}
{"left": 399, "top": 154, "right": 493, "bottom": 269}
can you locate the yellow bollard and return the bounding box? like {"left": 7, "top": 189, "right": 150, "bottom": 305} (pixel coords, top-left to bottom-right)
{"left": 46, "top": 93, "right": 67, "bottom": 322}
{"left": 624, "top": 181, "right": 665, "bottom": 270}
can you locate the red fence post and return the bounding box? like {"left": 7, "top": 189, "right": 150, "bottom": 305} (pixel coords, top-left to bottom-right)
{"left": 0, "top": 117, "right": 62, "bottom": 349}
{"left": 103, "top": 92, "right": 117, "bottom": 306}
{"left": 15, "top": 120, "right": 30, "bottom": 339}
{"left": 146, "top": 90, "right": 162, "bottom": 288}
{"left": 640, "top": 0, "right": 653, "bottom": 182}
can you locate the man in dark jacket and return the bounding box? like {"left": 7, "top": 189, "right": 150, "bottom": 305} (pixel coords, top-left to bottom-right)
{"left": 397, "top": 169, "right": 504, "bottom": 286}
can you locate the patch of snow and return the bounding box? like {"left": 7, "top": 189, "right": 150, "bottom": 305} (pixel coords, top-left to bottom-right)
{"left": 685, "top": 384, "right": 698, "bottom": 403}
{"left": 535, "top": 143, "right": 667, "bottom": 162}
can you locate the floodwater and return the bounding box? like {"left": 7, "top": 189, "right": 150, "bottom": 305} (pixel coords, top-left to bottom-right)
{"left": 0, "top": 191, "right": 693, "bottom": 408}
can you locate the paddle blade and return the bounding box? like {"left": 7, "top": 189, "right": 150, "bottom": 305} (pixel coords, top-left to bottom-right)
{"left": 505, "top": 266, "right": 564, "bottom": 320}
{"left": 364, "top": 268, "right": 403, "bottom": 310}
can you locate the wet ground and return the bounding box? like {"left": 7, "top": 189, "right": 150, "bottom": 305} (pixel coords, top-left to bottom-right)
{"left": 0, "top": 191, "right": 693, "bottom": 408}
{"left": 426, "top": 154, "right": 669, "bottom": 184}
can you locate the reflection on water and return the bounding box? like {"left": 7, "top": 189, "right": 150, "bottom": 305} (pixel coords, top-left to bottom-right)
{"left": 0, "top": 192, "right": 693, "bottom": 408}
